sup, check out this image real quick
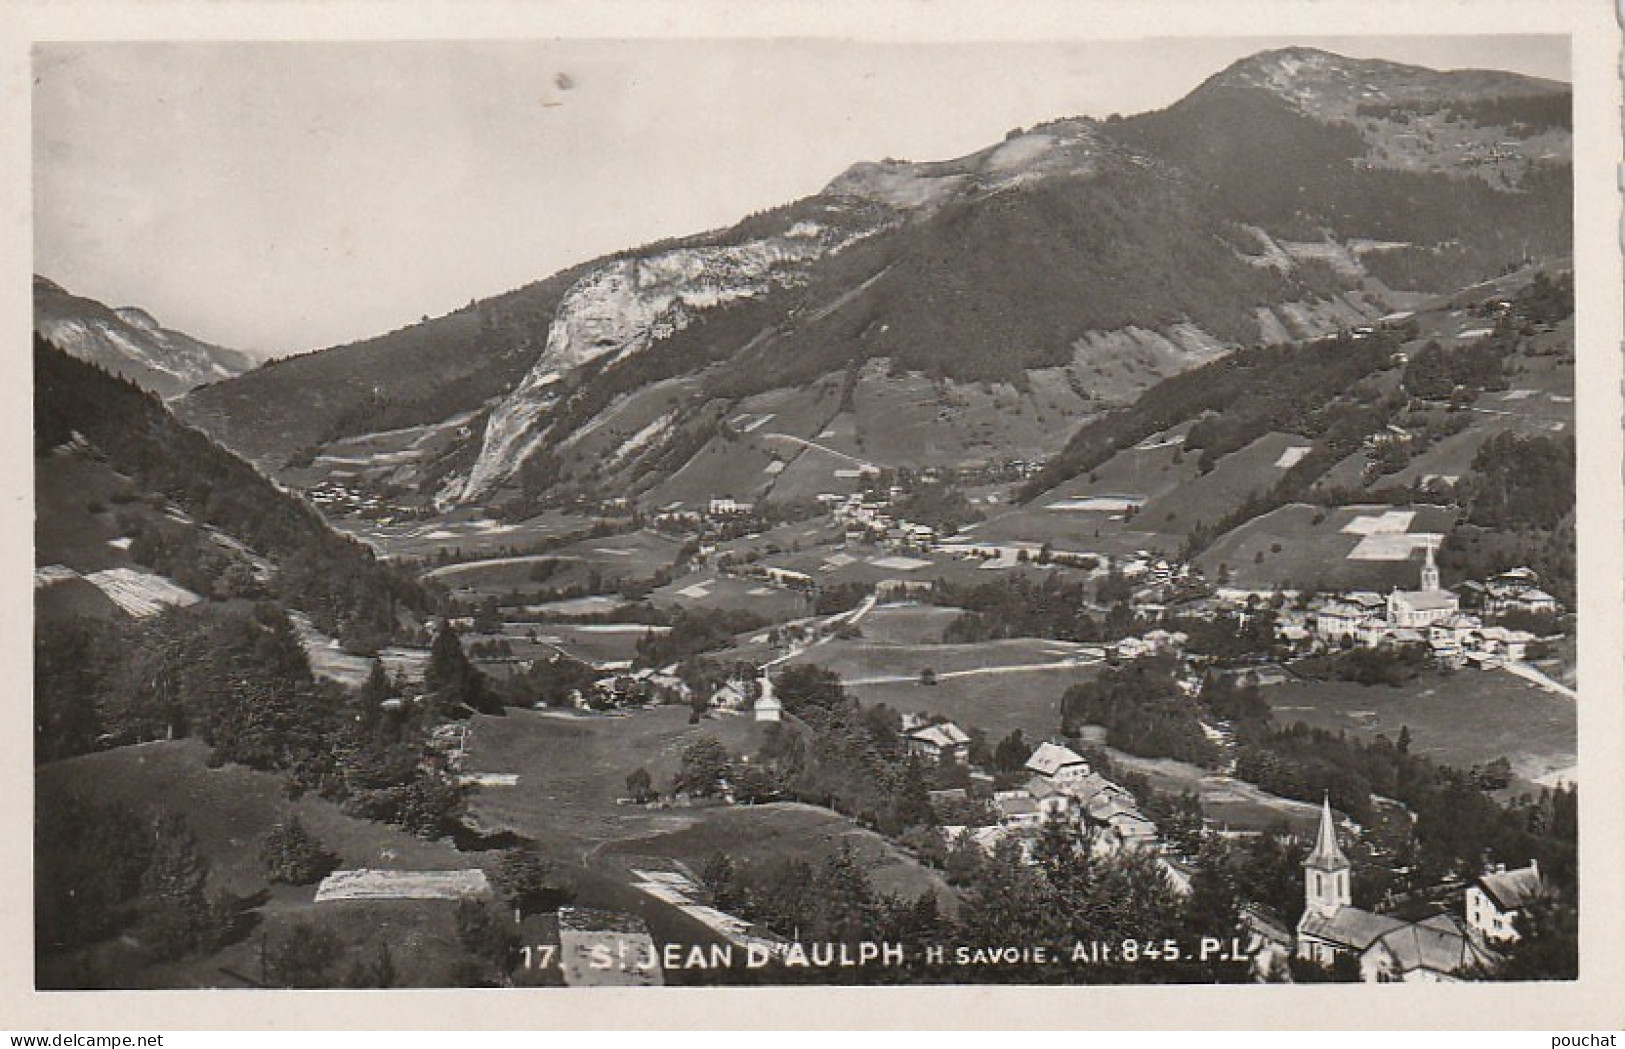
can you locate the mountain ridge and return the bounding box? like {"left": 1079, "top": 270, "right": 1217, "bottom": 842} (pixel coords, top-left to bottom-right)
{"left": 34, "top": 275, "right": 258, "bottom": 399}
{"left": 173, "top": 48, "right": 1572, "bottom": 515}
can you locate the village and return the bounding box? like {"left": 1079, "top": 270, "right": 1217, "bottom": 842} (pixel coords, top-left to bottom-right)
{"left": 348, "top": 473, "right": 1569, "bottom": 986}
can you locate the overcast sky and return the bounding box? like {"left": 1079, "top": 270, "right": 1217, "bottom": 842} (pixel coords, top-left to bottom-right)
{"left": 33, "top": 36, "right": 1568, "bottom": 358}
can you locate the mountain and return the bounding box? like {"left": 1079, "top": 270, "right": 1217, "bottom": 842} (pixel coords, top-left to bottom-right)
{"left": 34, "top": 276, "right": 258, "bottom": 399}
{"left": 34, "top": 334, "right": 426, "bottom": 645}
{"left": 177, "top": 48, "right": 1571, "bottom": 516}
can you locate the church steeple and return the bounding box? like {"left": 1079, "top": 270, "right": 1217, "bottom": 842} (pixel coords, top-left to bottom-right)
{"left": 1304, "top": 794, "right": 1352, "bottom": 916}
{"left": 1420, "top": 537, "right": 1440, "bottom": 592}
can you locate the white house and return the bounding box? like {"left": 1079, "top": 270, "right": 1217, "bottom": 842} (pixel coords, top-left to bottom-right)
{"left": 1466, "top": 861, "right": 1545, "bottom": 943}
{"left": 1024, "top": 742, "right": 1091, "bottom": 783}
{"left": 908, "top": 721, "right": 971, "bottom": 764}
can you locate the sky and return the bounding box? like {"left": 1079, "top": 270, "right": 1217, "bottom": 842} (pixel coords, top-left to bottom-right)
{"left": 33, "top": 36, "right": 1569, "bottom": 358}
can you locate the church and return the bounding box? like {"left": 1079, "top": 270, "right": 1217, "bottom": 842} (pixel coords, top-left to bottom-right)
{"left": 1386, "top": 538, "right": 1460, "bottom": 629}
{"left": 1294, "top": 796, "right": 1495, "bottom": 981}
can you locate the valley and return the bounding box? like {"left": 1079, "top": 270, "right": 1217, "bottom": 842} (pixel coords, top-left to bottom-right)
{"left": 33, "top": 45, "right": 1580, "bottom": 988}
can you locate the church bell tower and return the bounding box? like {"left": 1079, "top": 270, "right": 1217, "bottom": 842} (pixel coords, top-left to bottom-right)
{"left": 1304, "top": 794, "right": 1352, "bottom": 917}
{"left": 1421, "top": 537, "right": 1440, "bottom": 592}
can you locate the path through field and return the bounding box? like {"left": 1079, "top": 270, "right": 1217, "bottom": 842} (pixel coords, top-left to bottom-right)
{"left": 1499, "top": 660, "right": 1577, "bottom": 699}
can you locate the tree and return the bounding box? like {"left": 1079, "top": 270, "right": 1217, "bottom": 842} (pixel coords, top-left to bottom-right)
{"left": 772, "top": 664, "right": 847, "bottom": 715}
{"left": 992, "top": 730, "right": 1031, "bottom": 773}
{"left": 356, "top": 659, "right": 393, "bottom": 734}
{"left": 957, "top": 837, "right": 1057, "bottom": 949}
{"left": 1492, "top": 896, "right": 1578, "bottom": 981}
{"left": 425, "top": 622, "right": 499, "bottom": 716}
{"left": 701, "top": 852, "right": 747, "bottom": 913}
{"left": 454, "top": 900, "right": 518, "bottom": 985}
{"left": 487, "top": 845, "right": 568, "bottom": 915}
{"left": 261, "top": 816, "right": 339, "bottom": 885}
{"left": 136, "top": 813, "right": 215, "bottom": 960}
{"left": 673, "top": 737, "right": 732, "bottom": 797}
{"left": 263, "top": 920, "right": 344, "bottom": 988}
{"left": 733, "top": 762, "right": 779, "bottom": 805}
{"left": 1183, "top": 836, "right": 1243, "bottom": 957}
{"left": 810, "top": 844, "right": 879, "bottom": 944}
{"left": 943, "top": 830, "right": 985, "bottom": 887}
{"left": 343, "top": 941, "right": 398, "bottom": 988}
{"left": 625, "top": 766, "right": 654, "bottom": 803}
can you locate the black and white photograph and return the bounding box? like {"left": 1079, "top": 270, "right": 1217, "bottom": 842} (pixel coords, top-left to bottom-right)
{"left": 11, "top": 0, "right": 1625, "bottom": 1030}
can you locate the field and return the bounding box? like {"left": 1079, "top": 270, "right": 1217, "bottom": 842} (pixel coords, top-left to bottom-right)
{"left": 601, "top": 802, "right": 953, "bottom": 906}
{"left": 424, "top": 528, "right": 684, "bottom": 599}
{"left": 781, "top": 636, "right": 1103, "bottom": 740}
{"left": 856, "top": 602, "right": 966, "bottom": 645}
{"left": 480, "top": 621, "right": 668, "bottom": 669}
{"left": 335, "top": 508, "right": 597, "bottom": 561}
{"left": 1098, "top": 748, "right": 1327, "bottom": 837}
{"left": 36, "top": 740, "right": 481, "bottom": 988}
{"left": 756, "top": 541, "right": 1055, "bottom": 591}
{"left": 460, "top": 706, "right": 950, "bottom": 913}
{"left": 1136, "top": 431, "right": 1313, "bottom": 531}
{"left": 35, "top": 450, "right": 138, "bottom": 572}
{"left": 648, "top": 570, "right": 810, "bottom": 623}
{"left": 1266, "top": 667, "right": 1577, "bottom": 792}
{"left": 1197, "top": 502, "right": 1459, "bottom": 591}
{"left": 846, "top": 668, "right": 1091, "bottom": 742}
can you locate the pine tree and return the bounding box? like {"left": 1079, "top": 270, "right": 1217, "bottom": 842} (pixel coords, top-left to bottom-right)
{"left": 811, "top": 843, "right": 878, "bottom": 944}
{"left": 261, "top": 815, "right": 339, "bottom": 885}
{"left": 136, "top": 813, "right": 213, "bottom": 959}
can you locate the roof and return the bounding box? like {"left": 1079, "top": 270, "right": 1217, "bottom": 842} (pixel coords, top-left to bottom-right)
{"left": 1369, "top": 914, "right": 1493, "bottom": 977}
{"left": 1025, "top": 776, "right": 1062, "bottom": 800}
{"left": 559, "top": 906, "right": 654, "bottom": 935}
{"left": 1067, "top": 771, "right": 1125, "bottom": 804}
{"left": 1240, "top": 903, "right": 1293, "bottom": 944}
{"left": 1476, "top": 864, "right": 1545, "bottom": 912}
{"left": 910, "top": 722, "right": 971, "bottom": 749}
{"left": 1305, "top": 796, "right": 1350, "bottom": 872}
{"left": 1298, "top": 906, "right": 1408, "bottom": 951}
{"left": 996, "top": 795, "right": 1040, "bottom": 818}
{"left": 1025, "top": 741, "right": 1088, "bottom": 777}
{"left": 1393, "top": 589, "right": 1458, "bottom": 611}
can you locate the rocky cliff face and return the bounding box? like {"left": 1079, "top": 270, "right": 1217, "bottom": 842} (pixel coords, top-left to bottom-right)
{"left": 458, "top": 216, "right": 886, "bottom": 502}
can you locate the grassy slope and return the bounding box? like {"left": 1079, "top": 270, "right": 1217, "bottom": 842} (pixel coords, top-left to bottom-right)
{"left": 36, "top": 741, "right": 479, "bottom": 989}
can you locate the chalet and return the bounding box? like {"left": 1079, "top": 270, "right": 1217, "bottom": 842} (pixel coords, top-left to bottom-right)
{"left": 1498, "top": 588, "right": 1559, "bottom": 616}
{"left": 994, "top": 792, "right": 1044, "bottom": 829}
{"left": 1466, "top": 861, "right": 1545, "bottom": 943}
{"left": 1024, "top": 776, "right": 1073, "bottom": 819}
{"left": 1477, "top": 626, "right": 1535, "bottom": 662}
{"left": 907, "top": 721, "right": 971, "bottom": 764}
{"left": 1024, "top": 741, "right": 1091, "bottom": 784}
{"left": 1086, "top": 794, "right": 1158, "bottom": 851}
{"left": 710, "top": 680, "right": 754, "bottom": 712}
